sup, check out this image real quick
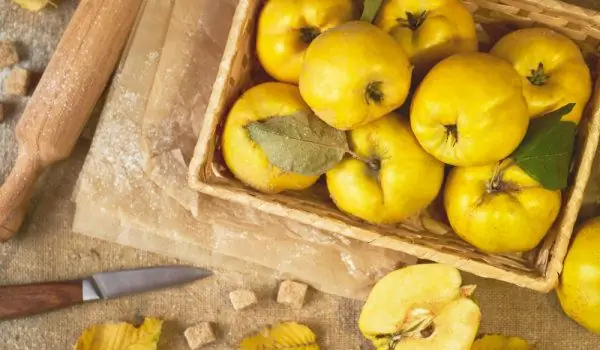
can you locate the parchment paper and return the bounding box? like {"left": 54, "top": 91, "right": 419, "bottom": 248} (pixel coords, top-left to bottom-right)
{"left": 72, "top": 0, "right": 416, "bottom": 301}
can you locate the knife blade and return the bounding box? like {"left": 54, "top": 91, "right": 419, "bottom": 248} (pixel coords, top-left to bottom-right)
{"left": 0, "top": 265, "right": 212, "bottom": 320}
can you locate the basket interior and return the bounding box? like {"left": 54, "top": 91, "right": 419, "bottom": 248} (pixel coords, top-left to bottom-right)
{"left": 198, "top": 0, "right": 600, "bottom": 281}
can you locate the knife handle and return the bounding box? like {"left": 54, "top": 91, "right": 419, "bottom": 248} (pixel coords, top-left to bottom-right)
{"left": 0, "top": 281, "right": 82, "bottom": 319}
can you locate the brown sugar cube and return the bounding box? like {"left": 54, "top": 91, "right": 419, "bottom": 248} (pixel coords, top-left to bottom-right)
{"left": 184, "top": 322, "right": 216, "bottom": 349}
{"left": 3, "top": 66, "right": 30, "bottom": 96}
{"left": 229, "top": 289, "right": 257, "bottom": 311}
{"left": 277, "top": 280, "right": 308, "bottom": 309}
{"left": 0, "top": 41, "right": 19, "bottom": 68}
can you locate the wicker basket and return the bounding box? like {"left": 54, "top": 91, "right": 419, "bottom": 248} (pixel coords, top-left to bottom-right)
{"left": 189, "top": 0, "right": 600, "bottom": 292}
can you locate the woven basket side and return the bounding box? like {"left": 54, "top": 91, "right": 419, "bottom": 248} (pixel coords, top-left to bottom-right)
{"left": 466, "top": 0, "right": 600, "bottom": 60}
{"left": 544, "top": 70, "right": 600, "bottom": 286}
{"left": 188, "top": 0, "right": 256, "bottom": 190}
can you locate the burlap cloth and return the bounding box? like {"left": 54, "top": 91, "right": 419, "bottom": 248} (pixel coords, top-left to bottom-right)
{"left": 2, "top": 0, "right": 600, "bottom": 349}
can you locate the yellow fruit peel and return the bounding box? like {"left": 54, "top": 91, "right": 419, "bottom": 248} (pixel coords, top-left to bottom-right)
{"left": 471, "top": 334, "right": 533, "bottom": 350}
{"left": 74, "top": 317, "right": 163, "bottom": 350}
{"left": 240, "top": 322, "right": 319, "bottom": 349}
{"left": 12, "top": 0, "right": 56, "bottom": 11}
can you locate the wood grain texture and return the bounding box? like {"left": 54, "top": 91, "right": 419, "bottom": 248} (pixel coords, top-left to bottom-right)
{"left": 0, "top": 0, "right": 143, "bottom": 242}
{"left": 0, "top": 281, "right": 82, "bottom": 320}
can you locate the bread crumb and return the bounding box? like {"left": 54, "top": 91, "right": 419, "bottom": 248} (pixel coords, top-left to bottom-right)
{"left": 0, "top": 41, "right": 19, "bottom": 68}
{"left": 229, "top": 289, "right": 257, "bottom": 311}
{"left": 184, "top": 322, "right": 216, "bottom": 349}
{"left": 3, "top": 66, "right": 31, "bottom": 96}
{"left": 277, "top": 280, "right": 308, "bottom": 309}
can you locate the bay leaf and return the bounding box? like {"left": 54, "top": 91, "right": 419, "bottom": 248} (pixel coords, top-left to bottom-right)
{"left": 246, "top": 111, "right": 349, "bottom": 176}
{"left": 511, "top": 103, "right": 577, "bottom": 190}
{"left": 360, "top": 0, "right": 384, "bottom": 23}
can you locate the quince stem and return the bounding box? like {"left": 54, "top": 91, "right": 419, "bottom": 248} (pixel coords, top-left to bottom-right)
{"left": 487, "top": 160, "right": 518, "bottom": 194}
{"left": 527, "top": 62, "right": 549, "bottom": 86}
{"left": 348, "top": 151, "right": 380, "bottom": 171}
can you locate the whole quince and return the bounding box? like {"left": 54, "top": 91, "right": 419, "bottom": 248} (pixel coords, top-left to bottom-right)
{"left": 375, "top": 0, "right": 477, "bottom": 79}
{"left": 359, "top": 263, "right": 481, "bottom": 350}
{"left": 444, "top": 162, "right": 561, "bottom": 253}
{"left": 326, "top": 112, "right": 444, "bottom": 224}
{"left": 299, "top": 21, "right": 412, "bottom": 130}
{"left": 490, "top": 27, "right": 591, "bottom": 123}
{"left": 221, "top": 82, "right": 320, "bottom": 193}
{"left": 411, "top": 52, "right": 530, "bottom": 166}
{"left": 557, "top": 216, "right": 600, "bottom": 334}
{"left": 256, "top": 0, "right": 356, "bottom": 84}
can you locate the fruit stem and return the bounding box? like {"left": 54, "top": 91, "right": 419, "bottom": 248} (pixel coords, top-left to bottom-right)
{"left": 299, "top": 26, "right": 320, "bottom": 44}
{"left": 365, "top": 81, "right": 384, "bottom": 105}
{"left": 398, "top": 11, "right": 428, "bottom": 31}
{"left": 527, "top": 62, "right": 549, "bottom": 86}
{"left": 486, "top": 160, "right": 519, "bottom": 194}
{"left": 349, "top": 151, "right": 380, "bottom": 171}
{"left": 389, "top": 334, "right": 402, "bottom": 350}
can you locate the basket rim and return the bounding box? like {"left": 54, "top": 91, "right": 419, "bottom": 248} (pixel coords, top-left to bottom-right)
{"left": 188, "top": 0, "right": 600, "bottom": 292}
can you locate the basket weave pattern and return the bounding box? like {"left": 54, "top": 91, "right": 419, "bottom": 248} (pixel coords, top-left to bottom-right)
{"left": 189, "top": 0, "right": 600, "bottom": 292}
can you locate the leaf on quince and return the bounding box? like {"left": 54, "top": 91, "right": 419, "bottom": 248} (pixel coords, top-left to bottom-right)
{"left": 74, "top": 316, "right": 163, "bottom": 350}
{"left": 12, "top": 0, "right": 56, "bottom": 11}
{"left": 360, "top": 0, "right": 384, "bottom": 23}
{"left": 511, "top": 103, "right": 577, "bottom": 190}
{"left": 239, "top": 321, "right": 320, "bottom": 350}
{"left": 246, "top": 111, "right": 349, "bottom": 176}
{"left": 471, "top": 334, "right": 533, "bottom": 349}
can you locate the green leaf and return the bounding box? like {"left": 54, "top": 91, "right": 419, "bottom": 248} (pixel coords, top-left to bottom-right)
{"left": 246, "top": 111, "right": 349, "bottom": 176}
{"left": 511, "top": 103, "right": 577, "bottom": 190}
{"left": 360, "top": 0, "right": 384, "bottom": 23}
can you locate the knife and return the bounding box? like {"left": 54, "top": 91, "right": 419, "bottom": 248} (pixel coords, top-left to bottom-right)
{"left": 0, "top": 265, "right": 212, "bottom": 320}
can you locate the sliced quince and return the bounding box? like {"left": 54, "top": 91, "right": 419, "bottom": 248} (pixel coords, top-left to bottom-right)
{"left": 240, "top": 322, "right": 319, "bottom": 350}
{"left": 12, "top": 0, "right": 56, "bottom": 11}
{"left": 74, "top": 317, "right": 163, "bottom": 350}
{"left": 359, "top": 263, "right": 481, "bottom": 350}
{"left": 471, "top": 334, "right": 533, "bottom": 349}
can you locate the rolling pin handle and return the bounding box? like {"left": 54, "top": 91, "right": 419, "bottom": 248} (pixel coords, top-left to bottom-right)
{"left": 0, "top": 150, "right": 42, "bottom": 242}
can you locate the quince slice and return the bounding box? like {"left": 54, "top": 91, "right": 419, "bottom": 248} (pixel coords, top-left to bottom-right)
{"left": 12, "top": 0, "right": 56, "bottom": 11}
{"left": 74, "top": 317, "right": 163, "bottom": 350}
{"left": 240, "top": 322, "right": 319, "bottom": 349}
{"left": 471, "top": 335, "right": 533, "bottom": 349}
{"left": 359, "top": 263, "right": 481, "bottom": 350}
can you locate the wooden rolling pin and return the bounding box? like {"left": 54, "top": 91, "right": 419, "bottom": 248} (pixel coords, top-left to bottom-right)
{"left": 0, "top": 0, "right": 143, "bottom": 242}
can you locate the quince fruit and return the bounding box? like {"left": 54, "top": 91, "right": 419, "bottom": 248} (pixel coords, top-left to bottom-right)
{"left": 256, "top": 0, "right": 356, "bottom": 84}
{"left": 411, "top": 52, "right": 529, "bottom": 166}
{"left": 557, "top": 216, "right": 600, "bottom": 333}
{"left": 359, "top": 263, "right": 481, "bottom": 350}
{"left": 490, "top": 27, "right": 591, "bottom": 123}
{"left": 221, "top": 82, "right": 320, "bottom": 193}
{"left": 299, "top": 21, "right": 412, "bottom": 130}
{"left": 375, "top": 0, "right": 478, "bottom": 79}
{"left": 326, "top": 112, "right": 444, "bottom": 224}
{"left": 444, "top": 162, "right": 561, "bottom": 253}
